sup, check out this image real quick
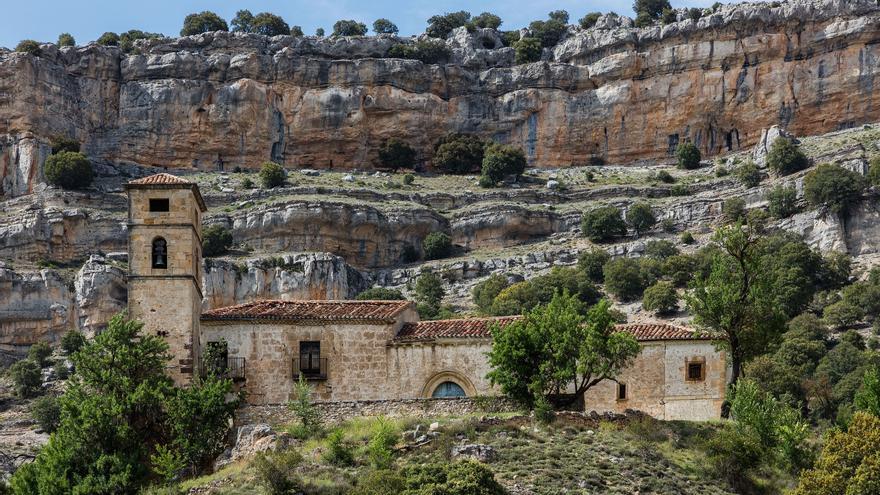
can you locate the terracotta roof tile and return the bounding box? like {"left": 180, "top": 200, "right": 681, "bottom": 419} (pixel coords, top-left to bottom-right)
{"left": 128, "top": 173, "right": 193, "bottom": 185}
{"left": 201, "top": 300, "right": 412, "bottom": 322}
{"left": 394, "top": 316, "right": 520, "bottom": 342}
{"left": 616, "top": 323, "right": 712, "bottom": 341}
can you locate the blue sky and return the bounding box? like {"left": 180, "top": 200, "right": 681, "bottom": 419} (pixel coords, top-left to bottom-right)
{"left": 0, "top": 0, "right": 720, "bottom": 49}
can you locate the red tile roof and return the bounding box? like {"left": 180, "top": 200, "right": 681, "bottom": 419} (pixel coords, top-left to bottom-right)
{"left": 125, "top": 173, "right": 207, "bottom": 212}
{"left": 617, "top": 323, "right": 712, "bottom": 341}
{"left": 394, "top": 316, "right": 520, "bottom": 342}
{"left": 201, "top": 300, "right": 412, "bottom": 323}
{"left": 128, "top": 173, "right": 193, "bottom": 185}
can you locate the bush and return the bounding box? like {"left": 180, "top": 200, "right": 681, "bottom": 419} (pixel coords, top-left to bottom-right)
{"left": 9, "top": 359, "right": 41, "bottom": 398}
{"left": 481, "top": 143, "right": 527, "bottom": 185}
{"left": 657, "top": 170, "right": 675, "bottom": 183}
{"left": 240, "top": 177, "right": 254, "bottom": 189}
{"left": 49, "top": 135, "right": 80, "bottom": 154}
{"left": 670, "top": 183, "right": 690, "bottom": 196}
{"left": 579, "top": 12, "right": 602, "bottom": 29}
{"left": 60, "top": 330, "right": 86, "bottom": 355}
{"left": 44, "top": 151, "right": 93, "bottom": 189}
{"left": 803, "top": 163, "right": 867, "bottom": 215}
{"left": 28, "top": 341, "right": 52, "bottom": 368}
{"left": 414, "top": 271, "right": 445, "bottom": 307}
{"left": 675, "top": 142, "right": 701, "bottom": 170}
{"left": 253, "top": 450, "right": 303, "bottom": 495}
{"left": 642, "top": 281, "right": 678, "bottom": 315}
{"left": 528, "top": 12, "right": 569, "bottom": 48}
{"left": 645, "top": 240, "right": 678, "bottom": 259}
{"left": 433, "top": 134, "right": 486, "bottom": 174}
{"left": 119, "top": 30, "right": 163, "bottom": 53}
{"left": 472, "top": 12, "right": 503, "bottom": 29}
{"left": 31, "top": 396, "right": 60, "bottom": 433}
{"left": 333, "top": 19, "right": 368, "bottom": 36}
{"left": 387, "top": 39, "right": 452, "bottom": 64}
{"left": 680, "top": 231, "right": 695, "bottom": 244}
{"left": 57, "top": 33, "right": 75, "bottom": 47}
{"left": 15, "top": 39, "right": 41, "bottom": 56}
{"left": 661, "top": 7, "right": 677, "bottom": 24}
{"left": 767, "top": 137, "right": 809, "bottom": 175}
{"left": 581, "top": 206, "right": 627, "bottom": 242}
{"left": 688, "top": 7, "right": 703, "bottom": 21}
{"left": 735, "top": 160, "right": 762, "bottom": 188}
{"left": 500, "top": 30, "right": 521, "bottom": 47}
{"left": 290, "top": 26, "right": 304, "bottom": 36}
{"left": 627, "top": 202, "right": 656, "bottom": 236}
{"left": 423, "top": 232, "right": 452, "bottom": 260}
{"left": 823, "top": 300, "right": 864, "bottom": 329}
{"left": 472, "top": 274, "right": 510, "bottom": 313}
{"left": 356, "top": 287, "right": 405, "bottom": 301}
{"left": 662, "top": 254, "right": 697, "bottom": 287}
{"left": 258, "top": 162, "right": 285, "bottom": 188}
{"left": 426, "top": 11, "right": 471, "bottom": 38}
{"left": 402, "top": 173, "right": 415, "bottom": 185}
{"left": 180, "top": 11, "right": 228, "bottom": 36}
{"left": 634, "top": 0, "right": 672, "bottom": 18}
{"left": 722, "top": 197, "right": 746, "bottom": 223}
{"left": 323, "top": 429, "right": 355, "bottom": 466}
{"left": 367, "top": 417, "right": 397, "bottom": 469}
{"left": 603, "top": 258, "right": 647, "bottom": 302}
{"left": 316, "top": 28, "right": 325, "bottom": 36}
{"left": 513, "top": 37, "right": 542, "bottom": 64}
{"left": 404, "top": 460, "right": 507, "bottom": 495}
{"left": 634, "top": 11, "right": 654, "bottom": 27}
{"left": 202, "top": 225, "right": 233, "bottom": 257}
{"left": 288, "top": 375, "right": 322, "bottom": 436}
{"left": 577, "top": 248, "right": 611, "bottom": 283}
{"left": 767, "top": 184, "right": 799, "bottom": 218}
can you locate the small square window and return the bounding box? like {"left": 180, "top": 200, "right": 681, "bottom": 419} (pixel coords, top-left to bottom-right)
{"left": 149, "top": 198, "right": 170, "bottom": 212}
{"left": 617, "top": 383, "right": 627, "bottom": 401}
{"left": 687, "top": 362, "right": 705, "bottom": 381}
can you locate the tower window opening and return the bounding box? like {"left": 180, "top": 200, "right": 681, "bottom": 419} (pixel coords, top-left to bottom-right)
{"left": 152, "top": 237, "right": 168, "bottom": 269}
{"left": 149, "top": 198, "right": 170, "bottom": 212}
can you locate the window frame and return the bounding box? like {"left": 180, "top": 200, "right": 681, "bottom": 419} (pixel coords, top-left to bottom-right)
{"left": 685, "top": 358, "right": 706, "bottom": 382}
{"left": 616, "top": 382, "right": 628, "bottom": 401}
{"left": 148, "top": 198, "right": 170, "bottom": 212}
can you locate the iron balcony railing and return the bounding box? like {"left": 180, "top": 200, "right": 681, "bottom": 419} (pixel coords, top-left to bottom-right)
{"left": 293, "top": 356, "right": 328, "bottom": 380}
{"left": 201, "top": 356, "right": 246, "bottom": 382}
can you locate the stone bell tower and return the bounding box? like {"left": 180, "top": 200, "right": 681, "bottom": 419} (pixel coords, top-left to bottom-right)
{"left": 125, "top": 173, "right": 206, "bottom": 385}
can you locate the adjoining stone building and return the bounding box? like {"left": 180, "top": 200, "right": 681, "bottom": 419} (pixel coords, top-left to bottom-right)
{"left": 126, "top": 173, "right": 728, "bottom": 420}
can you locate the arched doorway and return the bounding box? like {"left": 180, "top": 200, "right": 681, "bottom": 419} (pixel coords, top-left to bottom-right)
{"left": 421, "top": 371, "right": 476, "bottom": 398}
{"left": 432, "top": 381, "right": 467, "bottom": 398}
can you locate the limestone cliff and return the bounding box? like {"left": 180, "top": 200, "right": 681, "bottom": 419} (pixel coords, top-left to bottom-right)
{"left": 3, "top": 0, "right": 880, "bottom": 198}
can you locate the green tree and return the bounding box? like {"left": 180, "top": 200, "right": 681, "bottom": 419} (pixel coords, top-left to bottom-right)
{"left": 32, "top": 395, "right": 61, "bottom": 433}
{"left": 316, "top": 28, "right": 325, "bottom": 36}
{"left": 472, "top": 274, "right": 510, "bottom": 314}
{"left": 767, "top": 137, "right": 809, "bottom": 176}
{"left": 528, "top": 14, "right": 568, "bottom": 48}
{"left": 426, "top": 11, "right": 471, "bottom": 38}
{"left": 44, "top": 151, "right": 93, "bottom": 190}
{"left": 633, "top": 0, "right": 672, "bottom": 18}
{"left": 581, "top": 206, "right": 627, "bottom": 242}
{"left": 577, "top": 248, "right": 611, "bottom": 283}
{"left": 644, "top": 240, "right": 678, "bottom": 259}
{"left": 356, "top": 287, "right": 405, "bottom": 300}
{"left": 119, "top": 30, "right": 163, "bottom": 53}
{"left": 290, "top": 26, "right": 304, "bottom": 37}
{"left": 722, "top": 197, "right": 746, "bottom": 223}
{"left": 165, "top": 376, "right": 238, "bottom": 472}
{"left": 735, "top": 160, "right": 762, "bottom": 188}
{"left": 686, "top": 223, "right": 787, "bottom": 385}
{"left": 231, "top": 9, "right": 255, "bottom": 32}
{"left": 662, "top": 254, "right": 697, "bottom": 287}
{"left": 333, "top": 20, "right": 368, "bottom": 36}
{"left": 855, "top": 366, "right": 880, "bottom": 417}
{"left": 513, "top": 36, "right": 542, "bottom": 64}
{"left": 180, "top": 11, "right": 228, "bottom": 36}
{"left": 96, "top": 32, "right": 119, "bottom": 46}
{"left": 661, "top": 7, "right": 677, "bottom": 24}
{"left": 378, "top": 138, "right": 416, "bottom": 170}
{"left": 57, "top": 33, "right": 75, "bottom": 47}
{"left": 432, "top": 133, "right": 486, "bottom": 174}
{"left": 603, "top": 258, "right": 647, "bottom": 302}
{"left": 487, "top": 294, "right": 640, "bottom": 407}
{"left": 252, "top": 13, "right": 290, "bottom": 36}
{"left": 803, "top": 163, "right": 866, "bottom": 215}
{"left": 472, "top": 12, "right": 502, "bottom": 29}
{"left": 252, "top": 450, "right": 303, "bottom": 495}
{"left": 387, "top": 39, "right": 451, "bottom": 64}
{"left": 28, "top": 341, "right": 52, "bottom": 368}
{"left": 9, "top": 359, "right": 41, "bottom": 398}
{"left": 288, "top": 375, "right": 322, "bottom": 437}
{"left": 642, "top": 281, "right": 678, "bottom": 315}
{"left": 60, "top": 330, "right": 86, "bottom": 355}
{"left": 202, "top": 225, "right": 233, "bottom": 257}
{"left": 481, "top": 143, "right": 527, "bottom": 185}
{"left": 579, "top": 12, "right": 602, "bottom": 29}
{"left": 259, "top": 161, "right": 285, "bottom": 188}
{"left": 422, "top": 232, "right": 452, "bottom": 260}
{"left": 675, "top": 142, "right": 701, "bottom": 169}
{"left": 767, "top": 184, "right": 799, "bottom": 218}
{"left": 414, "top": 271, "right": 445, "bottom": 308}
{"left": 626, "top": 202, "right": 656, "bottom": 237}
{"left": 373, "top": 18, "right": 399, "bottom": 34}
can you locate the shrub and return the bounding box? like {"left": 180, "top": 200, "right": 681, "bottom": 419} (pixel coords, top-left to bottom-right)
{"left": 119, "top": 30, "right": 163, "bottom": 53}
{"left": 404, "top": 460, "right": 507, "bottom": 495}
{"left": 680, "top": 231, "right": 695, "bottom": 244}
{"left": 372, "top": 18, "right": 399, "bottom": 35}
{"left": 675, "top": 142, "right": 701, "bottom": 170}
{"left": 423, "top": 232, "right": 452, "bottom": 260}
{"left": 662, "top": 254, "right": 697, "bottom": 287}
{"left": 823, "top": 300, "right": 864, "bottom": 329}
{"left": 603, "top": 258, "right": 647, "bottom": 302}
{"left": 57, "top": 33, "right": 75, "bottom": 47}
{"left": 31, "top": 396, "right": 61, "bottom": 433}
{"left": 367, "top": 417, "right": 397, "bottom": 469}
{"left": 316, "top": 28, "right": 325, "bottom": 36}
{"left": 634, "top": 11, "right": 654, "bottom": 27}
{"left": 735, "top": 160, "right": 762, "bottom": 188}
{"left": 28, "top": 341, "right": 52, "bottom": 368}
{"left": 767, "top": 137, "right": 809, "bottom": 175}
{"left": 642, "top": 281, "right": 678, "bottom": 315}
{"left": 16, "top": 39, "right": 43, "bottom": 57}
{"left": 645, "top": 240, "right": 678, "bottom": 259}
{"left": 253, "top": 450, "right": 303, "bottom": 495}
{"left": 500, "top": 30, "right": 520, "bottom": 47}
{"left": 767, "top": 184, "right": 799, "bottom": 218}
{"left": 387, "top": 38, "right": 451, "bottom": 64}
{"left": 402, "top": 173, "right": 415, "bottom": 185}
{"left": 433, "top": 134, "right": 485, "bottom": 174}
{"left": 577, "top": 248, "right": 611, "bottom": 283}
{"left": 50, "top": 135, "right": 80, "bottom": 154}
{"left": 290, "top": 26, "right": 304, "bottom": 36}
{"left": 357, "top": 287, "right": 405, "bottom": 300}
{"left": 472, "top": 274, "right": 510, "bottom": 313}
{"left": 657, "top": 170, "right": 675, "bottom": 183}
{"left": 426, "top": 11, "right": 471, "bottom": 38}
{"left": 513, "top": 37, "right": 542, "bottom": 64}
{"left": 634, "top": 0, "right": 672, "bottom": 18}
{"left": 323, "top": 429, "right": 354, "bottom": 466}
{"left": 414, "top": 271, "right": 445, "bottom": 307}
{"left": 9, "top": 359, "right": 41, "bottom": 398}
{"left": 627, "top": 202, "right": 656, "bottom": 236}
{"left": 670, "top": 183, "right": 690, "bottom": 196}
{"left": 472, "top": 12, "right": 503, "bottom": 29}
{"left": 528, "top": 11, "right": 569, "bottom": 47}
{"left": 180, "top": 11, "right": 228, "bottom": 36}
{"left": 202, "top": 225, "right": 233, "bottom": 257}
{"left": 579, "top": 12, "right": 602, "bottom": 29}
{"left": 240, "top": 177, "right": 254, "bottom": 188}
{"left": 44, "top": 151, "right": 93, "bottom": 190}
{"left": 258, "top": 162, "right": 285, "bottom": 188}
{"left": 481, "top": 143, "right": 527, "bottom": 185}
{"left": 60, "top": 330, "right": 86, "bottom": 355}
{"left": 803, "top": 163, "right": 867, "bottom": 215}
{"left": 582, "top": 206, "right": 627, "bottom": 242}
{"left": 333, "top": 19, "right": 368, "bottom": 36}
{"left": 722, "top": 197, "right": 746, "bottom": 223}
{"left": 688, "top": 7, "right": 703, "bottom": 21}
{"left": 288, "top": 375, "right": 322, "bottom": 437}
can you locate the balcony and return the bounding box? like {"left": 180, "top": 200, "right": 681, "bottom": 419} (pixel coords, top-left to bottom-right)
{"left": 293, "top": 356, "right": 328, "bottom": 380}
{"left": 201, "top": 356, "right": 246, "bottom": 382}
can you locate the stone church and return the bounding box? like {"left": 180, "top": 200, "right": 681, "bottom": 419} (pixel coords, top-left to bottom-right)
{"left": 126, "top": 173, "right": 728, "bottom": 421}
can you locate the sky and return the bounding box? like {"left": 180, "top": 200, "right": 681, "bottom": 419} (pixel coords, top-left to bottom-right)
{"left": 0, "top": 0, "right": 721, "bottom": 49}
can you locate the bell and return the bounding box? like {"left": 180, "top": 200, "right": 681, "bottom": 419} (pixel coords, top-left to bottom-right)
{"left": 156, "top": 254, "right": 165, "bottom": 266}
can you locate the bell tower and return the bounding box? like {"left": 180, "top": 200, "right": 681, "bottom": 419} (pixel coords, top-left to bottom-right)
{"left": 125, "top": 173, "right": 207, "bottom": 385}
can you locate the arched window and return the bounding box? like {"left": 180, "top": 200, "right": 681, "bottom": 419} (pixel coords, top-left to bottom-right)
{"left": 432, "top": 381, "right": 466, "bottom": 398}
{"left": 152, "top": 237, "right": 168, "bottom": 269}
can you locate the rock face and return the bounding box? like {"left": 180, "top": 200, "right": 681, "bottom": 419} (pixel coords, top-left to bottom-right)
{"left": 3, "top": 0, "right": 880, "bottom": 198}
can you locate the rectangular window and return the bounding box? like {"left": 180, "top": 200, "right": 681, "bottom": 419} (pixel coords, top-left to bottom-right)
{"left": 617, "top": 383, "right": 627, "bottom": 401}
{"left": 299, "top": 341, "right": 321, "bottom": 375}
{"left": 149, "top": 198, "right": 170, "bottom": 212}
{"left": 687, "top": 361, "right": 706, "bottom": 381}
